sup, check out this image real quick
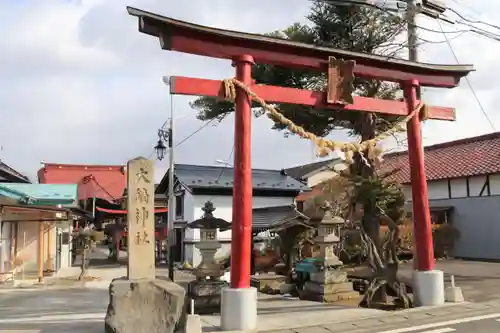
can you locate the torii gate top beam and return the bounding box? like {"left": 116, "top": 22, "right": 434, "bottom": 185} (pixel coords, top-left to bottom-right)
{"left": 127, "top": 6, "right": 474, "bottom": 88}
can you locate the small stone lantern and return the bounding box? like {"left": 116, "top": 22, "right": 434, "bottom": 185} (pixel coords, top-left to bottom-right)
{"left": 187, "top": 201, "right": 231, "bottom": 279}
{"left": 187, "top": 201, "right": 231, "bottom": 314}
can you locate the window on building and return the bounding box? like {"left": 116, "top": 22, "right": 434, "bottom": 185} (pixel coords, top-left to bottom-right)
{"left": 406, "top": 209, "right": 452, "bottom": 225}
{"left": 430, "top": 210, "right": 450, "bottom": 225}
{"left": 175, "top": 195, "right": 184, "bottom": 219}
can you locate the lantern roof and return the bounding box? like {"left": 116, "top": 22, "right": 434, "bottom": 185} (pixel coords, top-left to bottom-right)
{"left": 187, "top": 201, "right": 231, "bottom": 231}
{"left": 316, "top": 202, "right": 345, "bottom": 225}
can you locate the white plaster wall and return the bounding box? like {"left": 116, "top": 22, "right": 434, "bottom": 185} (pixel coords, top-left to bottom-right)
{"left": 402, "top": 186, "right": 412, "bottom": 201}
{"left": 307, "top": 170, "right": 338, "bottom": 187}
{"left": 489, "top": 174, "right": 500, "bottom": 195}
{"left": 469, "top": 175, "right": 487, "bottom": 196}
{"left": 403, "top": 175, "right": 492, "bottom": 202}
{"left": 449, "top": 178, "right": 467, "bottom": 198}
{"left": 184, "top": 194, "right": 294, "bottom": 266}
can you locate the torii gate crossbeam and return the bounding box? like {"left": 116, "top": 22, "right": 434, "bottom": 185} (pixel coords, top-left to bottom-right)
{"left": 127, "top": 6, "right": 474, "bottom": 331}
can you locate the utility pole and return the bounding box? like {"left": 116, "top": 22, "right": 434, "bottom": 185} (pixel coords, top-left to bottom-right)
{"left": 167, "top": 113, "right": 175, "bottom": 281}
{"left": 406, "top": 0, "right": 421, "bottom": 97}
{"left": 159, "top": 76, "right": 176, "bottom": 281}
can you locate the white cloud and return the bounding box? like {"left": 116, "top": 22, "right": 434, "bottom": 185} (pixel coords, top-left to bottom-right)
{"left": 0, "top": 0, "right": 498, "bottom": 182}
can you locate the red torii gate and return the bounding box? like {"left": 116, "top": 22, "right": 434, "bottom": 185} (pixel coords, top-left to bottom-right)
{"left": 127, "top": 6, "right": 473, "bottom": 330}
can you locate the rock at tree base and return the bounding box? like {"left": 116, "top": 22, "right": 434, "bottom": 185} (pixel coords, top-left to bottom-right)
{"left": 105, "top": 277, "right": 185, "bottom": 333}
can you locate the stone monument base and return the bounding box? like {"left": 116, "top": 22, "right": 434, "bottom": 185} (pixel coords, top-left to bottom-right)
{"left": 302, "top": 281, "right": 359, "bottom": 302}
{"left": 251, "top": 274, "right": 287, "bottom": 294}
{"left": 301, "top": 269, "right": 359, "bottom": 303}
{"left": 188, "top": 279, "right": 228, "bottom": 314}
{"left": 105, "top": 277, "right": 185, "bottom": 333}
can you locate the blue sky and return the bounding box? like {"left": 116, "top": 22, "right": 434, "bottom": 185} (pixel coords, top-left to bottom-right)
{"left": 0, "top": 0, "right": 499, "bottom": 182}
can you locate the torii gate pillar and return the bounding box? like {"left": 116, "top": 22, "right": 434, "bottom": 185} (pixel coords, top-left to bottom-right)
{"left": 221, "top": 54, "right": 258, "bottom": 331}
{"left": 404, "top": 79, "right": 444, "bottom": 306}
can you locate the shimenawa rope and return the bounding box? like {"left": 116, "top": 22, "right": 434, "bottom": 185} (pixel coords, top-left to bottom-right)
{"left": 218, "top": 78, "right": 427, "bottom": 164}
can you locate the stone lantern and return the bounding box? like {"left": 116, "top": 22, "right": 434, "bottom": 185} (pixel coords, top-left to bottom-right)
{"left": 303, "top": 202, "right": 359, "bottom": 303}
{"left": 313, "top": 202, "right": 344, "bottom": 268}
{"left": 186, "top": 201, "right": 231, "bottom": 314}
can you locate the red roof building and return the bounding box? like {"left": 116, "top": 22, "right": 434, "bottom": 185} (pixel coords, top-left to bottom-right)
{"left": 37, "top": 163, "right": 127, "bottom": 203}
{"left": 292, "top": 132, "right": 500, "bottom": 203}
{"left": 382, "top": 132, "right": 500, "bottom": 184}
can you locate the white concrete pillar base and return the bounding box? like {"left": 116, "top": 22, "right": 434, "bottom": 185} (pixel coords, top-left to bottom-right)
{"left": 221, "top": 287, "right": 257, "bottom": 331}
{"left": 412, "top": 270, "right": 445, "bottom": 306}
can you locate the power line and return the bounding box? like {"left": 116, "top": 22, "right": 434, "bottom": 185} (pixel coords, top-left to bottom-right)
{"left": 176, "top": 118, "right": 217, "bottom": 147}
{"left": 447, "top": 7, "right": 500, "bottom": 32}
{"left": 215, "top": 145, "right": 235, "bottom": 182}
{"left": 454, "top": 21, "right": 500, "bottom": 42}
{"left": 415, "top": 24, "right": 468, "bottom": 34}
{"left": 416, "top": 31, "right": 466, "bottom": 44}
{"left": 108, "top": 116, "right": 218, "bottom": 197}
{"left": 313, "top": 0, "right": 497, "bottom": 133}
{"left": 314, "top": 0, "right": 500, "bottom": 43}
{"left": 436, "top": 21, "right": 496, "bottom": 132}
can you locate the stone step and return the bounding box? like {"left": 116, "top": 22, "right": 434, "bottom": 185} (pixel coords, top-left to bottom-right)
{"left": 304, "top": 281, "right": 354, "bottom": 294}
{"left": 300, "top": 290, "right": 360, "bottom": 303}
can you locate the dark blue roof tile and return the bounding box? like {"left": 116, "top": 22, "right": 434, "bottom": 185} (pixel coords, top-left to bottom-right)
{"left": 165, "top": 164, "right": 307, "bottom": 192}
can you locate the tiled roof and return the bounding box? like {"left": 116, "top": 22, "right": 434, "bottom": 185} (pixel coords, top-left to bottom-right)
{"left": 252, "top": 205, "right": 309, "bottom": 230}
{"left": 38, "top": 163, "right": 126, "bottom": 203}
{"left": 382, "top": 132, "right": 500, "bottom": 184}
{"left": 285, "top": 158, "right": 341, "bottom": 181}
{"left": 0, "top": 161, "right": 30, "bottom": 183}
{"left": 156, "top": 164, "right": 307, "bottom": 194}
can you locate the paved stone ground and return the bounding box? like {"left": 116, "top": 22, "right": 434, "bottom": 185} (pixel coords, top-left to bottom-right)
{"left": 351, "top": 259, "right": 500, "bottom": 303}
{"left": 2, "top": 289, "right": 500, "bottom": 333}
{"left": 399, "top": 259, "right": 500, "bottom": 302}
{"left": 1, "top": 246, "right": 195, "bottom": 291}
{"left": 0, "top": 288, "right": 106, "bottom": 333}
{"left": 261, "top": 299, "right": 500, "bottom": 333}
{"left": 3, "top": 251, "right": 500, "bottom": 332}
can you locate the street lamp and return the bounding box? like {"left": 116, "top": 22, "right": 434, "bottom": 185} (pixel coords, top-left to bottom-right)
{"left": 154, "top": 128, "right": 170, "bottom": 161}
{"left": 154, "top": 138, "right": 167, "bottom": 161}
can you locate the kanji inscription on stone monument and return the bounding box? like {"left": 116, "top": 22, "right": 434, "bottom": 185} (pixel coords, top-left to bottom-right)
{"left": 127, "top": 157, "right": 155, "bottom": 280}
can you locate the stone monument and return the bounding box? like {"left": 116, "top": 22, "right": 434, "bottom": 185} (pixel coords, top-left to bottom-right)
{"left": 187, "top": 201, "right": 231, "bottom": 314}
{"left": 105, "top": 157, "right": 185, "bottom": 333}
{"left": 302, "top": 203, "right": 359, "bottom": 302}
